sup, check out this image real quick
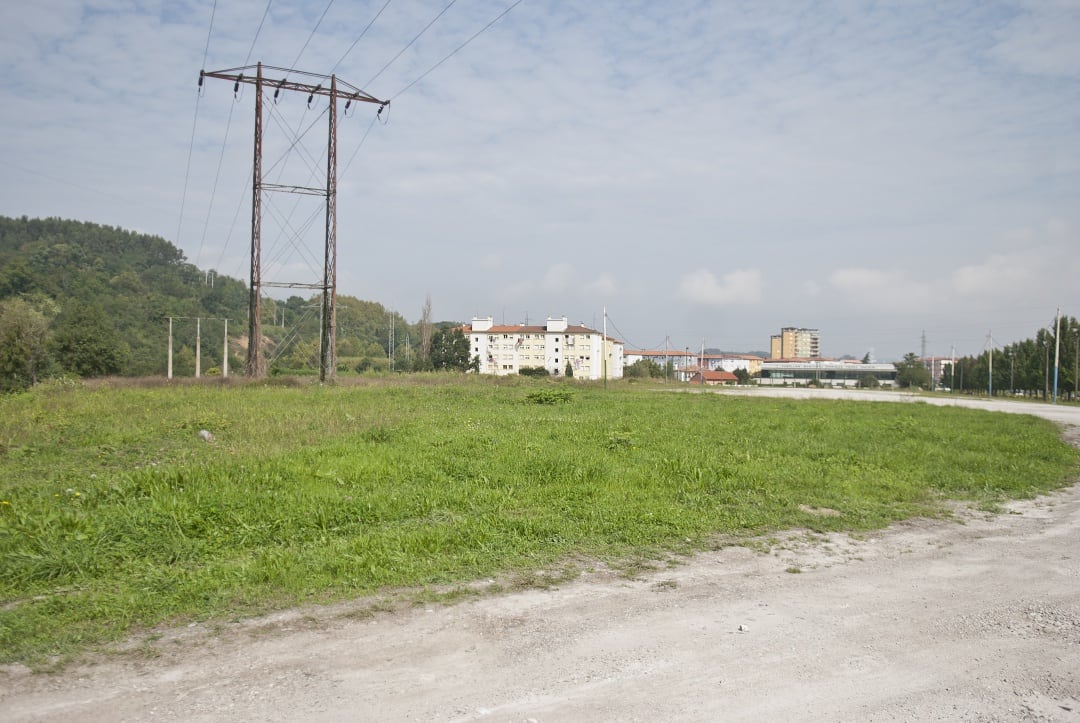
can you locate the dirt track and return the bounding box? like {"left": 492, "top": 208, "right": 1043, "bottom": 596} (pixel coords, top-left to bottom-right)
{"left": 2, "top": 391, "right": 1079, "bottom": 722}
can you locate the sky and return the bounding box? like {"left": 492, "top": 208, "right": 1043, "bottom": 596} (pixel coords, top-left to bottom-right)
{"left": 1, "top": 0, "right": 1078, "bottom": 361}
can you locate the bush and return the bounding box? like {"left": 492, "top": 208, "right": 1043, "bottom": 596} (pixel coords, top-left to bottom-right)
{"left": 525, "top": 389, "right": 573, "bottom": 405}
{"left": 519, "top": 366, "right": 550, "bottom": 378}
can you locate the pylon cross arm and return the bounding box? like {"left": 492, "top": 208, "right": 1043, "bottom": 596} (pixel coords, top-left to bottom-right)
{"left": 201, "top": 65, "right": 386, "bottom": 105}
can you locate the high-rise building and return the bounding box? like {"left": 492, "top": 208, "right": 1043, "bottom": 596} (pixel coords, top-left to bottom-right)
{"left": 769, "top": 327, "right": 820, "bottom": 359}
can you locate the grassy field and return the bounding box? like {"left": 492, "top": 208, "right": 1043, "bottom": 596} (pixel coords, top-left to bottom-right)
{"left": 1, "top": 375, "right": 1077, "bottom": 667}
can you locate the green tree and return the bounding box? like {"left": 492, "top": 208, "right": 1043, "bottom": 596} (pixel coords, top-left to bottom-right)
{"left": 0, "top": 297, "right": 56, "bottom": 391}
{"left": 430, "top": 328, "right": 476, "bottom": 372}
{"left": 733, "top": 367, "right": 753, "bottom": 385}
{"left": 418, "top": 294, "right": 433, "bottom": 368}
{"left": 894, "top": 352, "right": 931, "bottom": 389}
{"left": 624, "top": 359, "right": 665, "bottom": 379}
{"left": 565, "top": 360, "right": 574, "bottom": 378}
{"left": 857, "top": 373, "right": 881, "bottom": 389}
{"left": 49, "top": 302, "right": 127, "bottom": 377}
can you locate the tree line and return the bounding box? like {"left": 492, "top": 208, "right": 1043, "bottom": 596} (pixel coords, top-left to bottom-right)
{"left": 0, "top": 216, "right": 472, "bottom": 392}
{"left": 941, "top": 317, "right": 1079, "bottom": 399}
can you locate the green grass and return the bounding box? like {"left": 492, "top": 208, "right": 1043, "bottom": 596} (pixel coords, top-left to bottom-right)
{"left": 1, "top": 376, "right": 1077, "bottom": 666}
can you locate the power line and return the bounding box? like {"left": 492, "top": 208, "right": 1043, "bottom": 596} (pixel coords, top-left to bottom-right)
{"left": 341, "top": 112, "right": 381, "bottom": 176}
{"left": 604, "top": 314, "right": 647, "bottom": 350}
{"left": 365, "top": 0, "right": 460, "bottom": 88}
{"left": 176, "top": 0, "right": 219, "bottom": 252}
{"left": 266, "top": 0, "right": 339, "bottom": 191}
{"left": 244, "top": 0, "right": 274, "bottom": 67}
{"left": 200, "top": 1, "right": 218, "bottom": 66}
{"left": 392, "top": 0, "right": 525, "bottom": 100}
{"left": 330, "top": 0, "right": 394, "bottom": 75}
{"left": 289, "top": 0, "right": 335, "bottom": 69}
{"left": 193, "top": 0, "right": 272, "bottom": 269}
{"left": 194, "top": 99, "right": 239, "bottom": 268}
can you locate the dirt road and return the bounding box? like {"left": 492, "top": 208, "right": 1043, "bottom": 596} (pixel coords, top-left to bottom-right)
{"left": 3, "top": 392, "right": 1079, "bottom": 722}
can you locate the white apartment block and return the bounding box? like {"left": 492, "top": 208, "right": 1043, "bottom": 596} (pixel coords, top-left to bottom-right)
{"left": 466, "top": 316, "right": 624, "bottom": 380}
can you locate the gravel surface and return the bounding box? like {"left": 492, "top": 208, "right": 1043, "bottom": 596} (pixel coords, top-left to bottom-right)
{"left": 2, "top": 391, "right": 1079, "bottom": 722}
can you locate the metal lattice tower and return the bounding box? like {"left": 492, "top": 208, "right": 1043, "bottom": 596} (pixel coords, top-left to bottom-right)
{"left": 200, "top": 63, "right": 386, "bottom": 380}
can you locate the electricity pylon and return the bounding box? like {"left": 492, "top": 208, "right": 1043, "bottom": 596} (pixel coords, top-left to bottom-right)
{"left": 200, "top": 62, "right": 386, "bottom": 380}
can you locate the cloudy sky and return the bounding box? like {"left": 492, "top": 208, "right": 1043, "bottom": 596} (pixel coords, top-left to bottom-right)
{"left": 2, "top": 0, "right": 1078, "bottom": 360}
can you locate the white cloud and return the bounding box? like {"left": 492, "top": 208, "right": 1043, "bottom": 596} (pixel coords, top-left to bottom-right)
{"left": 678, "top": 269, "right": 763, "bottom": 306}
{"left": 585, "top": 272, "right": 617, "bottom": 297}
{"left": 1, "top": 1, "right": 1078, "bottom": 361}
{"left": 828, "top": 268, "right": 935, "bottom": 312}
{"left": 950, "top": 254, "right": 1035, "bottom": 297}
{"left": 992, "top": 0, "right": 1080, "bottom": 77}
{"left": 542, "top": 264, "right": 575, "bottom": 293}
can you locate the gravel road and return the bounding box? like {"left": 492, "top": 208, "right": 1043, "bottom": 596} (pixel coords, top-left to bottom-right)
{"left": 2, "top": 391, "right": 1079, "bottom": 722}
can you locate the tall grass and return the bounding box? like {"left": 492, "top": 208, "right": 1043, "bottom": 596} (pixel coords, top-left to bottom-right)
{"left": 1, "top": 377, "right": 1076, "bottom": 665}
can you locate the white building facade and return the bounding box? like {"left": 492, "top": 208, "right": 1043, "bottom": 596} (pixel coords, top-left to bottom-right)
{"left": 466, "top": 316, "right": 624, "bottom": 380}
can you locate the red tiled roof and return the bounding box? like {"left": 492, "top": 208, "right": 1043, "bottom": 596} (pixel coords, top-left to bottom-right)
{"left": 701, "top": 370, "right": 738, "bottom": 381}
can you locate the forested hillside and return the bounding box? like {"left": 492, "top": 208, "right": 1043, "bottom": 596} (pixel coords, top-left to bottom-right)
{"left": 0, "top": 216, "right": 422, "bottom": 390}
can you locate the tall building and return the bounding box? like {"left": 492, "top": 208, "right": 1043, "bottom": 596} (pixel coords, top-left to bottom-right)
{"left": 465, "top": 316, "right": 624, "bottom": 380}
{"left": 769, "top": 327, "right": 820, "bottom": 359}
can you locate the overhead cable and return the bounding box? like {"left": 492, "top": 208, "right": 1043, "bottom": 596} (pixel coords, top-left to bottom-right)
{"left": 244, "top": 0, "right": 274, "bottom": 66}
{"left": 289, "top": 0, "right": 335, "bottom": 69}
{"left": 392, "top": 0, "right": 524, "bottom": 100}
{"left": 365, "top": 0, "right": 459, "bottom": 88}
{"left": 177, "top": 0, "right": 218, "bottom": 252}
{"left": 330, "top": 0, "right": 394, "bottom": 76}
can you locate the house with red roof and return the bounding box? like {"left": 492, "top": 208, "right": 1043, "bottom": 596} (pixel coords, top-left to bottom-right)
{"left": 688, "top": 369, "right": 739, "bottom": 385}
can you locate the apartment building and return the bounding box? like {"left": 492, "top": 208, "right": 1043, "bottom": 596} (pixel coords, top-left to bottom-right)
{"left": 769, "top": 327, "right": 821, "bottom": 359}
{"left": 466, "top": 316, "right": 624, "bottom": 380}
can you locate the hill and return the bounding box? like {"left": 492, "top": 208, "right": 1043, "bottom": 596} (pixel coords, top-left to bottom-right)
{"left": 0, "top": 216, "right": 416, "bottom": 388}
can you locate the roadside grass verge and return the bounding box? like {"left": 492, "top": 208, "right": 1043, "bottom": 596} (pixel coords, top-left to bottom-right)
{"left": 1, "top": 377, "right": 1077, "bottom": 666}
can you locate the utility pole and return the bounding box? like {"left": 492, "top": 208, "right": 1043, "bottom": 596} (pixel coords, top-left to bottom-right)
{"left": 1009, "top": 349, "right": 1014, "bottom": 393}
{"left": 388, "top": 311, "right": 395, "bottom": 371}
{"left": 664, "top": 335, "right": 670, "bottom": 383}
{"left": 200, "top": 63, "right": 387, "bottom": 381}
{"left": 700, "top": 337, "right": 705, "bottom": 386}
{"left": 987, "top": 330, "right": 992, "bottom": 397}
{"left": 1045, "top": 342, "right": 1050, "bottom": 401}
{"left": 950, "top": 343, "right": 955, "bottom": 392}
{"left": 166, "top": 317, "right": 172, "bottom": 380}
{"left": 195, "top": 317, "right": 202, "bottom": 378}
{"left": 1053, "top": 308, "right": 1061, "bottom": 404}
{"left": 602, "top": 306, "right": 608, "bottom": 389}
{"left": 222, "top": 318, "right": 229, "bottom": 378}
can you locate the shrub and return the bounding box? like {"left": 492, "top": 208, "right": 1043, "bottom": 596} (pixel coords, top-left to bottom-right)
{"left": 525, "top": 389, "right": 573, "bottom": 405}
